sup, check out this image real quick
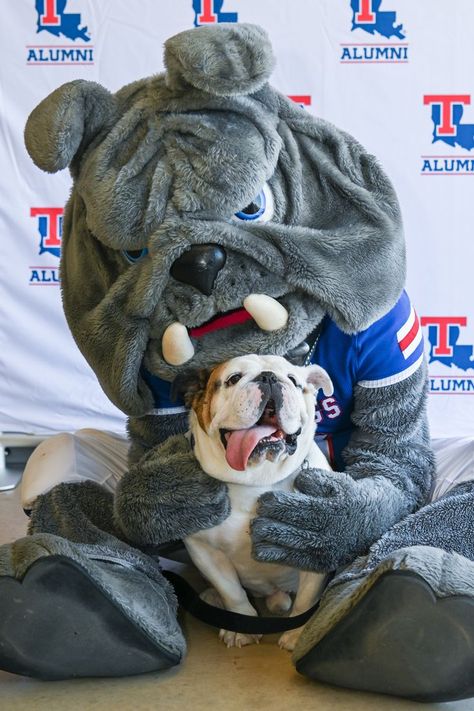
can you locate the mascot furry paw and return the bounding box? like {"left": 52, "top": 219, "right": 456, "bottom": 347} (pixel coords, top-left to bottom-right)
{"left": 1, "top": 22, "right": 473, "bottom": 702}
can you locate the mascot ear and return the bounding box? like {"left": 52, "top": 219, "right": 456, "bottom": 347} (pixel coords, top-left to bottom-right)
{"left": 24, "top": 80, "right": 116, "bottom": 174}
{"left": 164, "top": 23, "right": 275, "bottom": 97}
{"left": 305, "top": 365, "right": 334, "bottom": 398}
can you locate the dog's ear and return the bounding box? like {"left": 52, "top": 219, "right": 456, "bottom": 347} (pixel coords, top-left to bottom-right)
{"left": 171, "top": 367, "right": 213, "bottom": 409}
{"left": 305, "top": 364, "right": 334, "bottom": 397}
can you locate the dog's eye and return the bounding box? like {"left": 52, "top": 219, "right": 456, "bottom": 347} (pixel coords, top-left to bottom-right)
{"left": 288, "top": 374, "right": 302, "bottom": 389}
{"left": 122, "top": 248, "right": 149, "bottom": 264}
{"left": 233, "top": 184, "right": 274, "bottom": 224}
{"left": 226, "top": 373, "right": 242, "bottom": 387}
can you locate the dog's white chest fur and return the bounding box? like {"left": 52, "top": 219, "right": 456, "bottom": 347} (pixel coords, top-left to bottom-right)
{"left": 185, "top": 442, "right": 326, "bottom": 596}
{"left": 188, "top": 474, "right": 297, "bottom": 594}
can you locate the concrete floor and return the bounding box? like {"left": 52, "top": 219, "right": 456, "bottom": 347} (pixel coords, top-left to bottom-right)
{"left": 1, "top": 486, "right": 474, "bottom": 711}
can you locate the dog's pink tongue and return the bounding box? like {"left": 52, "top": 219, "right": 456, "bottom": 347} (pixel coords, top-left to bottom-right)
{"left": 225, "top": 425, "right": 277, "bottom": 471}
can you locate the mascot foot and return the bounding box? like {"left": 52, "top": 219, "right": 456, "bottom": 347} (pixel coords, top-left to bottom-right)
{"left": 0, "top": 536, "right": 185, "bottom": 680}
{"left": 293, "top": 547, "right": 474, "bottom": 702}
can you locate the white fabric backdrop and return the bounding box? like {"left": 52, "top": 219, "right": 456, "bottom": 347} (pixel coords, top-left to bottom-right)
{"left": 1, "top": 0, "right": 473, "bottom": 437}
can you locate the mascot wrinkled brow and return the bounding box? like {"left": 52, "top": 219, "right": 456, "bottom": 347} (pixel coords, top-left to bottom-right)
{"left": 2, "top": 22, "right": 473, "bottom": 704}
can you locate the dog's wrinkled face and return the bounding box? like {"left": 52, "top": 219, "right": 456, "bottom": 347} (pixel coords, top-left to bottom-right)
{"left": 181, "top": 354, "right": 333, "bottom": 486}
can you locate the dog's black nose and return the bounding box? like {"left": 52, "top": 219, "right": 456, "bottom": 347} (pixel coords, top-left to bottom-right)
{"left": 254, "top": 371, "right": 279, "bottom": 385}
{"left": 254, "top": 372, "right": 283, "bottom": 414}
{"left": 170, "top": 244, "right": 226, "bottom": 296}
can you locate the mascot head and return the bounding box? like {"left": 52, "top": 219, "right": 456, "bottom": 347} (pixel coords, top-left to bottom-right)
{"left": 25, "top": 24, "right": 405, "bottom": 416}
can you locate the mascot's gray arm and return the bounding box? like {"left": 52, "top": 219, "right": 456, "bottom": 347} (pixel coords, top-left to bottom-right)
{"left": 114, "top": 432, "right": 230, "bottom": 547}
{"left": 252, "top": 361, "right": 436, "bottom": 571}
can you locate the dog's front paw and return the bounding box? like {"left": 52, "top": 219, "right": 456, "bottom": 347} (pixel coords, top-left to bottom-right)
{"left": 200, "top": 587, "right": 224, "bottom": 608}
{"left": 278, "top": 627, "right": 303, "bottom": 652}
{"left": 219, "top": 630, "right": 262, "bottom": 648}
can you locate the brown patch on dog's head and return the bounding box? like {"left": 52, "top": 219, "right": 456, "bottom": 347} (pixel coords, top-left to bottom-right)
{"left": 172, "top": 364, "right": 226, "bottom": 432}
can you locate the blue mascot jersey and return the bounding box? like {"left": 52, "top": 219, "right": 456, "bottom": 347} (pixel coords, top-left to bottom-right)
{"left": 312, "top": 290, "right": 424, "bottom": 469}
{"left": 142, "top": 290, "right": 424, "bottom": 471}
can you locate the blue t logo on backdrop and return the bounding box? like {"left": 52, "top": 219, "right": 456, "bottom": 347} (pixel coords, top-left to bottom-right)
{"left": 424, "top": 95, "right": 474, "bottom": 150}
{"left": 422, "top": 95, "right": 474, "bottom": 175}
{"left": 351, "top": 0, "right": 405, "bottom": 40}
{"left": 35, "top": 0, "right": 90, "bottom": 41}
{"left": 29, "top": 207, "right": 62, "bottom": 286}
{"left": 341, "top": 0, "right": 408, "bottom": 64}
{"left": 27, "top": 0, "right": 94, "bottom": 65}
{"left": 193, "top": 0, "right": 238, "bottom": 27}
{"left": 421, "top": 317, "right": 474, "bottom": 394}
{"left": 30, "top": 207, "right": 62, "bottom": 258}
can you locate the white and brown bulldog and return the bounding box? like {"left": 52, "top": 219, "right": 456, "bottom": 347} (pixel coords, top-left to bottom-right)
{"left": 178, "top": 354, "right": 333, "bottom": 650}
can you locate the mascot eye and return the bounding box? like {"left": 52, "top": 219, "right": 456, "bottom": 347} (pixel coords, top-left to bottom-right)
{"left": 122, "top": 248, "right": 149, "bottom": 264}
{"left": 288, "top": 375, "right": 302, "bottom": 389}
{"left": 233, "top": 184, "right": 274, "bottom": 223}
{"left": 226, "top": 373, "right": 242, "bottom": 387}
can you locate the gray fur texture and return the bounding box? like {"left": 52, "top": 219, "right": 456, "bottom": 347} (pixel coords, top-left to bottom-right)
{"left": 24, "top": 23, "right": 405, "bottom": 417}
{"left": 0, "top": 533, "right": 185, "bottom": 661}
{"left": 293, "top": 542, "right": 474, "bottom": 663}
{"left": 292, "top": 479, "right": 474, "bottom": 661}
{"left": 332, "top": 479, "right": 474, "bottom": 584}
{"left": 252, "top": 363, "right": 435, "bottom": 571}
{"left": 13, "top": 481, "right": 186, "bottom": 658}
{"left": 24, "top": 80, "right": 116, "bottom": 176}
{"left": 114, "top": 434, "right": 230, "bottom": 547}
{"left": 127, "top": 411, "right": 189, "bottom": 464}
{"left": 164, "top": 24, "right": 275, "bottom": 96}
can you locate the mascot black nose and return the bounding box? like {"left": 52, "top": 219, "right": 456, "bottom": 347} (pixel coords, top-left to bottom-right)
{"left": 170, "top": 244, "right": 226, "bottom": 296}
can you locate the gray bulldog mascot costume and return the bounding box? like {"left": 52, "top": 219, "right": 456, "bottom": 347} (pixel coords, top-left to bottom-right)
{"left": 1, "top": 23, "right": 473, "bottom": 703}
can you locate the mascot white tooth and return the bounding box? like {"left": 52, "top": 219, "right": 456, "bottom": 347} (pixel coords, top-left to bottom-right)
{"left": 2, "top": 21, "right": 471, "bottom": 704}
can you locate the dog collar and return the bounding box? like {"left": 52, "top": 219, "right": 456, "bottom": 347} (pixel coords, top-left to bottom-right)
{"left": 285, "top": 318, "right": 326, "bottom": 366}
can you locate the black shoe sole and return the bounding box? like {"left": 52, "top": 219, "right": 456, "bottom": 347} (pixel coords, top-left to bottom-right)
{"left": 296, "top": 569, "right": 474, "bottom": 702}
{"left": 0, "top": 554, "right": 182, "bottom": 680}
